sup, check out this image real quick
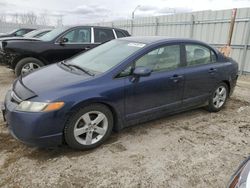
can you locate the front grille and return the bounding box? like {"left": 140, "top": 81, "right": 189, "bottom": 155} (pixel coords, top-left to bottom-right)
{"left": 10, "top": 91, "right": 22, "bottom": 104}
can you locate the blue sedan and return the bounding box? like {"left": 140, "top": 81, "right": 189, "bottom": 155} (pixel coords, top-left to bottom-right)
{"left": 2, "top": 37, "right": 238, "bottom": 149}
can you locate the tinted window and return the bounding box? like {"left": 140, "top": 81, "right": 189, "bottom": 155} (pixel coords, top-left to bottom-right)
{"left": 15, "top": 29, "right": 28, "bottom": 36}
{"left": 185, "top": 44, "right": 212, "bottom": 66}
{"left": 63, "top": 28, "right": 91, "bottom": 43}
{"left": 34, "top": 31, "right": 50, "bottom": 38}
{"left": 135, "top": 45, "right": 180, "bottom": 72}
{"left": 94, "top": 28, "right": 115, "bottom": 43}
{"left": 115, "top": 30, "right": 126, "bottom": 38}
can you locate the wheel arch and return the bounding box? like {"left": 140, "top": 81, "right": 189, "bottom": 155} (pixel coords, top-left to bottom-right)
{"left": 66, "top": 99, "right": 124, "bottom": 132}
{"left": 11, "top": 55, "right": 47, "bottom": 69}
{"left": 222, "top": 80, "right": 231, "bottom": 95}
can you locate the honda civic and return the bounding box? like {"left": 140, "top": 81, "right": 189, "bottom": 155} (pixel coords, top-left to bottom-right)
{"left": 2, "top": 37, "right": 238, "bottom": 150}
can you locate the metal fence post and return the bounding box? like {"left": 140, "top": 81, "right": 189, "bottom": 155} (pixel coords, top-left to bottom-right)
{"left": 155, "top": 17, "right": 159, "bottom": 36}
{"left": 189, "top": 14, "right": 195, "bottom": 38}
{"left": 131, "top": 20, "right": 134, "bottom": 35}
{"left": 240, "top": 19, "right": 250, "bottom": 75}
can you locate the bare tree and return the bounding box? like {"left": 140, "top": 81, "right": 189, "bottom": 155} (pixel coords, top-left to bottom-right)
{"left": 19, "top": 12, "right": 37, "bottom": 24}
{"left": 11, "top": 13, "right": 19, "bottom": 24}
{"left": 38, "top": 12, "right": 50, "bottom": 25}
{"left": 27, "top": 12, "right": 37, "bottom": 24}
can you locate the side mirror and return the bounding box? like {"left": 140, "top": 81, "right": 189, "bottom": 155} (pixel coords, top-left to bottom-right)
{"left": 133, "top": 66, "right": 152, "bottom": 77}
{"left": 59, "top": 37, "right": 69, "bottom": 44}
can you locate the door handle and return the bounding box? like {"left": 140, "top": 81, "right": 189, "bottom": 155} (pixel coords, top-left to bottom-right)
{"left": 84, "top": 46, "right": 91, "bottom": 50}
{"left": 208, "top": 68, "right": 217, "bottom": 73}
{"left": 170, "top": 74, "right": 183, "bottom": 83}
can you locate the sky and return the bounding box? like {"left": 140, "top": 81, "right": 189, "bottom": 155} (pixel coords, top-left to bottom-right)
{"left": 0, "top": 0, "right": 250, "bottom": 25}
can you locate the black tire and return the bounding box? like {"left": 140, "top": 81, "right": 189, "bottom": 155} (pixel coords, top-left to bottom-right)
{"left": 64, "top": 104, "right": 113, "bottom": 150}
{"left": 14, "top": 57, "right": 44, "bottom": 77}
{"left": 207, "top": 82, "right": 229, "bottom": 112}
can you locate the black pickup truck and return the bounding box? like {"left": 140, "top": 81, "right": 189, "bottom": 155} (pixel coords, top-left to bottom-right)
{"left": 0, "top": 26, "right": 130, "bottom": 76}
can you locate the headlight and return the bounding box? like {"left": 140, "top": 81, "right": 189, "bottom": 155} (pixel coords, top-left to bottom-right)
{"left": 16, "top": 101, "right": 64, "bottom": 112}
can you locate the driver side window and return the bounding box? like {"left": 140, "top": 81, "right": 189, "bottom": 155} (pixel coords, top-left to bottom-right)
{"left": 135, "top": 45, "right": 181, "bottom": 72}
{"left": 62, "top": 28, "right": 91, "bottom": 43}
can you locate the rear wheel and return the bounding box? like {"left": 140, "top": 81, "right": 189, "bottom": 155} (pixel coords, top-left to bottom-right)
{"left": 15, "top": 57, "right": 44, "bottom": 77}
{"left": 207, "top": 83, "right": 228, "bottom": 112}
{"left": 64, "top": 104, "right": 113, "bottom": 150}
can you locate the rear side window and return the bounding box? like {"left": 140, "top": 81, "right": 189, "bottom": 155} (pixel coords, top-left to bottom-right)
{"left": 135, "top": 45, "right": 181, "bottom": 72}
{"left": 115, "top": 30, "right": 126, "bottom": 38}
{"left": 94, "top": 28, "right": 115, "bottom": 43}
{"left": 185, "top": 44, "right": 214, "bottom": 66}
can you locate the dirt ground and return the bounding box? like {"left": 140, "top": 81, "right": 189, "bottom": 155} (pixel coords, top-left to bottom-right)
{"left": 0, "top": 65, "right": 249, "bottom": 188}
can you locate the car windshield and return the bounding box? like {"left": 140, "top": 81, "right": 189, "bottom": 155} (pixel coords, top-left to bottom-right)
{"left": 23, "top": 30, "right": 49, "bottom": 38}
{"left": 40, "top": 27, "right": 67, "bottom": 41}
{"left": 23, "top": 30, "right": 38, "bottom": 37}
{"left": 67, "top": 40, "right": 146, "bottom": 74}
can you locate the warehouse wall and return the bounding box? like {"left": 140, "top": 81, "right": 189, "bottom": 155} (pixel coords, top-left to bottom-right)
{"left": 94, "top": 8, "right": 250, "bottom": 73}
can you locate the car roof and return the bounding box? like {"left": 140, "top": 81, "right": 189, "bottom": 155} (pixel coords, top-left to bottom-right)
{"left": 61, "top": 25, "right": 128, "bottom": 31}
{"left": 118, "top": 36, "right": 211, "bottom": 46}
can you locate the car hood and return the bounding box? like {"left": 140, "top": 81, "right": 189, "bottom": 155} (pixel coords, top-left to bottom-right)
{"left": 13, "top": 64, "right": 93, "bottom": 100}
{"left": 0, "top": 34, "right": 11, "bottom": 38}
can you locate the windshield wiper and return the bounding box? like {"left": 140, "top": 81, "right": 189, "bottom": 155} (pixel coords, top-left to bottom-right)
{"left": 68, "top": 64, "right": 95, "bottom": 76}
{"left": 60, "top": 61, "right": 72, "bottom": 70}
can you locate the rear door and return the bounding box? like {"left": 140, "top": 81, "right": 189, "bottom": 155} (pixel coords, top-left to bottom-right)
{"left": 94, "top": 28, "right": 115, "bottom": 43}
{"left": 182, "top": 43, "right": 219, "bottom": 107}
{"left": 124, "top": 44, "right": 185, "bottom": 120}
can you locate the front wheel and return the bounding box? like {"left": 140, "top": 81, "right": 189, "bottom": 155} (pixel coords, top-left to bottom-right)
{"left": 15, "top": 57, "right": 44, "bottom": 77}
{"left": 207, "top": 83, "right": 229, "bottom": 112}
{"left": 64, "top": 104, "right": 113, "bottom": 150}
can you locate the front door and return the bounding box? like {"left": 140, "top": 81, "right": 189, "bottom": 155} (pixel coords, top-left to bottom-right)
{"left": 49, "top": 27, "right": 95, "bottom": 63}
{"left": 124, "top": 44, "right": 185, "bottom": 120}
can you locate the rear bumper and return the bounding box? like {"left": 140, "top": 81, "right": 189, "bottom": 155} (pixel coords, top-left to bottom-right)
{"left": 229, "top": 74, "right": 238, "bottom": 96}
{"left": 2, "top": 90, "right": 65, "bottom": 147}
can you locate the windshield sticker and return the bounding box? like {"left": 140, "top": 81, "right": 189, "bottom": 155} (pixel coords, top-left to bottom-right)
{"left": 128, "top": 43, "right": 146, "bottom": 48}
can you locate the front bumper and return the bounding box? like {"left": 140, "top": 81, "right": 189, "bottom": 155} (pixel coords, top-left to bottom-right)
{"left": 2, "top": 90, "right": 65, "bottom": 147}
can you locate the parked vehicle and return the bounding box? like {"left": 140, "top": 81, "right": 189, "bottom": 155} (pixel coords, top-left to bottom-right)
{"left": 0, "top": 28, "right": 35, "bottom": 38}
{"left": 0, "top": 26, "right": 130, "bottom": 76}
{"left": 0, "top": 29, "right": 52, "bottom": 64}
{"left": 227, "top": 156, "right": 250, "bottom": 188}
{"left": 22, "top": 29, "right": 52, "bottom": 38}
{"left": 2, "top": 37, "right": 238, "bottom": 150}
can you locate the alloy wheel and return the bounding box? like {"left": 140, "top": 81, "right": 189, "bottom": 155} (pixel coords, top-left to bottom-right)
{"left": 21, "top": 62, "right": 40, "bottom": 75}
{"left": 73, "top": 111, "right": 108, "bottom": 145}
{"left": 213, "top": 86, "right": 227, "bottom": 109}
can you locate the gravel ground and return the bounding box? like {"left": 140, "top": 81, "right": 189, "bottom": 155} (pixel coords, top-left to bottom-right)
{"left": 0, "top": 65, "right": 249, "bottom": 188}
